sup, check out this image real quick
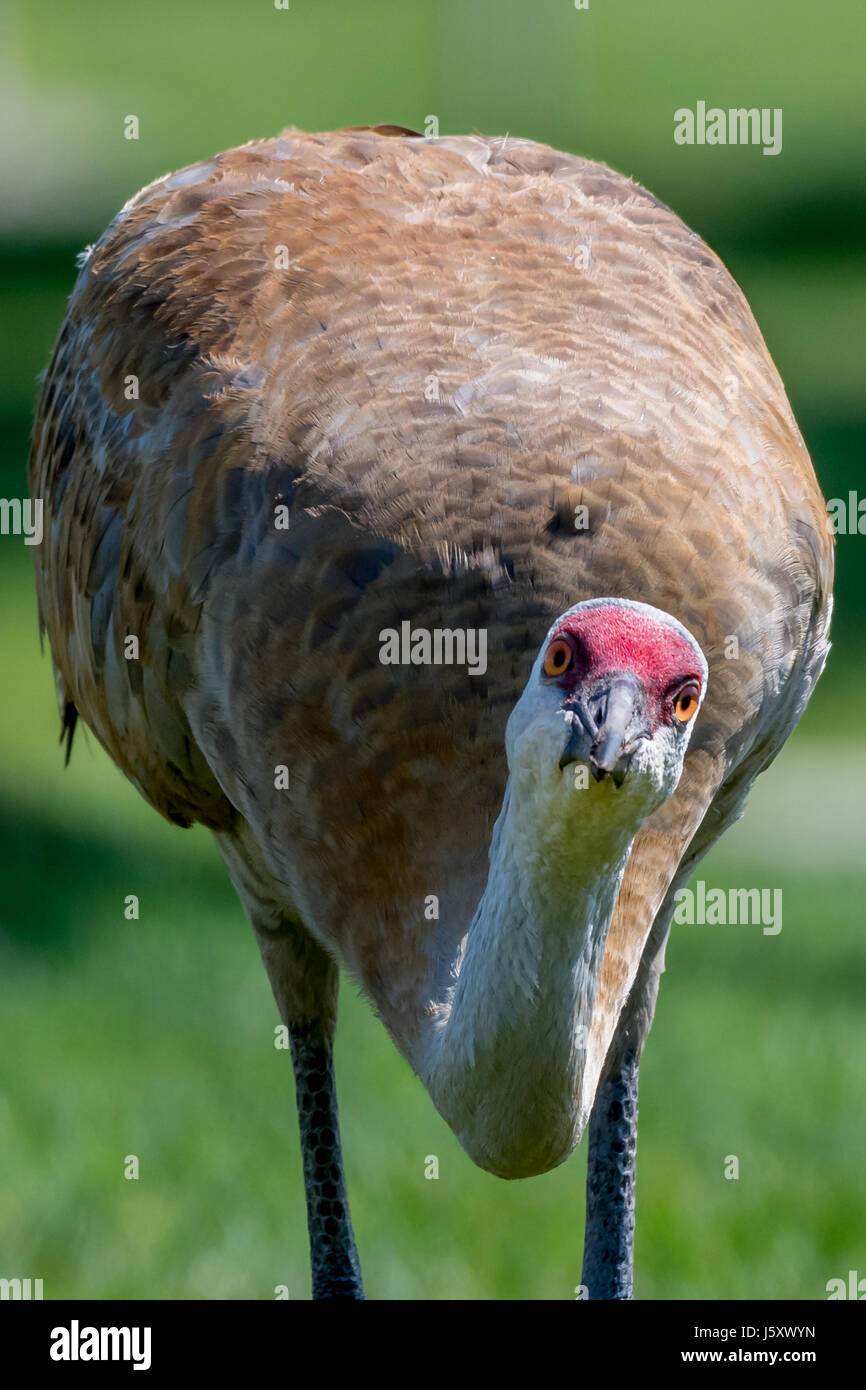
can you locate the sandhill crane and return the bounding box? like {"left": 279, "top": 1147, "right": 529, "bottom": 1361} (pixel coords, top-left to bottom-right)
{"left": 29, "top": 125, "right": 832, "bottom": 1300}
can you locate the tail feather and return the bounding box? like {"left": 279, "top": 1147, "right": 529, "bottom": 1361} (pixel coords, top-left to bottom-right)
{"left": 61, "top": 700, "right": 78, "bottom": 766}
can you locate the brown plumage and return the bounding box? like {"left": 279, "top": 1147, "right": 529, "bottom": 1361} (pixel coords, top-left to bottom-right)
{"left": 29, "top": 125, "right": 832, "bottom": 1298}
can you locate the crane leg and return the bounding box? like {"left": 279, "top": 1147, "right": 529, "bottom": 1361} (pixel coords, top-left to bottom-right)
{"left": 259, "top": 921, "right": 363, "bottom": 1300}
{"left": 260, "top": 924, "right": 362, "bottom": 1301}
{"left": 288, "top": 1014, "right": 364, "bottom": 1300}
{"left": 580, "top": 1050, "right": 640, "bottom": 1300}
{"left": 581, "top": 916, "right": 670, "bottom": 1300}
{"left": 215, "top": 831, "right": 364, "bottom": 1300}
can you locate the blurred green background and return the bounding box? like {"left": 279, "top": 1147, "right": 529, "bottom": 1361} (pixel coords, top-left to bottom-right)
{"left": 1, "top": 0, "right": 863, "bottom": 1299}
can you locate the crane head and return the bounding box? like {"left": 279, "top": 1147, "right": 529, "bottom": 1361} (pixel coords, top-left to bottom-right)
{"left": 505, "top": 598, "right": 708, "bottom": 837}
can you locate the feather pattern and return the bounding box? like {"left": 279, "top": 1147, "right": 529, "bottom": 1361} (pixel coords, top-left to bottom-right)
{"left": 29, "top": 125, "right": 832, "bottom": 1116}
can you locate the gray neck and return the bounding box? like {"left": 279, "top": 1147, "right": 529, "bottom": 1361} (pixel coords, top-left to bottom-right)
{"left": 417, "top": 780, "right": 634, "bottom": 1179}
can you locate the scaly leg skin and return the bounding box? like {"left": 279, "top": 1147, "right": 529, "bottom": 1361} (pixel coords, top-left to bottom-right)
{"left": 290, "top": 1021, "right": 364, "bottom": 1300}
{"left": 581, "top": 1050, "right": 640, "bottom": 1300}
{"left": 581, "top": 888, "right": 680, "bottom": 1301}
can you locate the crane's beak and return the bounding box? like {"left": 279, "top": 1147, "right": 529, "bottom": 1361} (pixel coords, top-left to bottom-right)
{"left": 559, "top": 672, "right": 649, "bottom": 788}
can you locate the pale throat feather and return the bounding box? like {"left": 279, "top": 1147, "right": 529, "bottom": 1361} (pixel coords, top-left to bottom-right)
{"left": 416, "top": 768, "right": 640, "bottom": 1181}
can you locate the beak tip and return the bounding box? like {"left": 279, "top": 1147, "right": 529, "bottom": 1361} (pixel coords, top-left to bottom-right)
{"left": 589, "top": 752, "right": 630, "bottom": 787}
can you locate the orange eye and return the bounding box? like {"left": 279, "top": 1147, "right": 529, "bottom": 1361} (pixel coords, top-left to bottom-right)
{"left": 543, "top": 637, "right": 573, "bottom": 678}
{"left": 673, "top": 683, "right": 701, "bottom": 723}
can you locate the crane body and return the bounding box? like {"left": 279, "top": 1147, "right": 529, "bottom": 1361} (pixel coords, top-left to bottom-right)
{"left": 29, "top": 126, "right": 832, "bottom": 1299}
